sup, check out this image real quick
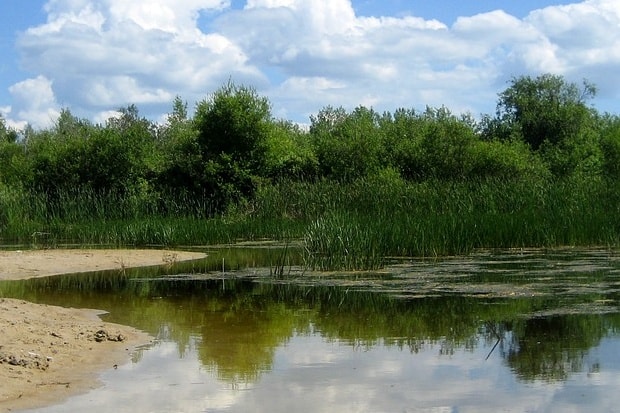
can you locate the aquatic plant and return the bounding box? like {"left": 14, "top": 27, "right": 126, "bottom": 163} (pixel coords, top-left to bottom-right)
{"left": 1, "top": 174, "right": 618, "bottom": 271}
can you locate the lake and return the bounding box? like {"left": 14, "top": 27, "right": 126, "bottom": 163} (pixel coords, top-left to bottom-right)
{"left": 2, "top": 246, "right": 620, "bottom": 412}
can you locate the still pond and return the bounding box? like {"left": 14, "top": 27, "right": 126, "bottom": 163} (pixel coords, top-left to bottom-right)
{"left": 2, "top": 246, "right": 620, "bottom": 412}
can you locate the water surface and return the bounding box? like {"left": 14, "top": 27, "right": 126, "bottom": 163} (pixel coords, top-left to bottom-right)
{"left": 2, "top": 247, "right": 620, "bottom": 412}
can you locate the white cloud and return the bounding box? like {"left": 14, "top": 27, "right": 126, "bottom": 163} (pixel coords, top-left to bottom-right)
{"left": 13, "top": 0, "right": 260, "bottom": 127}
{"left": 4, "top": 0, "right": 620, "bottom": 129}
{"left": 87, "top": 76, "right": 173, "bottom": 107}
{"left": 522, "top": 0, "right": 620, "bottom": 85}
{"left": 453, "top": 10, "right": 541, "bottom": 52}
{"left": 93, "top": 109, "right": 121, "bottom": 125}
{"left": 245, "top": 0, "right": 357, "bottom": 35}
{"left": 106, "top": 0, "right": 230, "bottom": 36}
{"left": 245, "top": 0, "right": 296, "bottom": 8}
{"left": 8, "top": 76, "right": 61, "bottom": 129}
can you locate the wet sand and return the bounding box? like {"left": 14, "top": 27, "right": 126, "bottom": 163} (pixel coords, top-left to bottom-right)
{"left": 0, "top": 248, "right": 207, "bottom": 281}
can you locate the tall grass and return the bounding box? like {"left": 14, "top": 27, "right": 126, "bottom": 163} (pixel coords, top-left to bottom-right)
{"left": 1, "top": 176, "right": 619, "bottom": 270}
{"left": 280, "top": 175, "right": 620, "bottom": 270}
{"left": 0, "top": 186, "right": 301, "bottom": 246}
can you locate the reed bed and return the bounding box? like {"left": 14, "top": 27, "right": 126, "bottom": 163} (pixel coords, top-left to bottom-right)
{"left": 1, "top": 176, "right": 618, "bottom": 271}
{"left": 289, "top": 176, "right": 620, "bottom": 270}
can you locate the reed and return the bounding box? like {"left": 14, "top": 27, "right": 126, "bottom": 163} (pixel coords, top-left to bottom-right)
{"left": 293, "top": 176, "right": 620, "bottom": 270}
{"left": 302, "top": 211, "right": 386, "bottom": 270}
{"left": 1, "top": 176, "right": 618, "bottom": 270}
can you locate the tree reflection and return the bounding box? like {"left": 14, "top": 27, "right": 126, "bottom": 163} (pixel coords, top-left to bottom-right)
{"left": 196, "top": 298, "right": 307, "bottom": 383}
{"left": 3, "top": 269, "right": 620, "bottom": 385}
{"left": 502, "top": 315, "right": 608, "bottom": 381}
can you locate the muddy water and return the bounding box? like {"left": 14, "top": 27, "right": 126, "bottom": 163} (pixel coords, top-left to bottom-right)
{"left": 3, "top": 247, "right": 620, "bottom": 412}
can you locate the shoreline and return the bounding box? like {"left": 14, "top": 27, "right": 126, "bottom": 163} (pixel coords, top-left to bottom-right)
{"left": 0, "top": 248, "right": 207, "bottom": 281}
{"left": 0, "top": 248, "right": 207, "bottom": 412}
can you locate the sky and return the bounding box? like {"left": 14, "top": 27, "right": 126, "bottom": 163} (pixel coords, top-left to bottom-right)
{"left": 1, "top": 0, "right": 619, "bottom": 129}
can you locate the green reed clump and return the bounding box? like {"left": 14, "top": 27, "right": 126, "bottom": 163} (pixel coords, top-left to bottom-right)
{"left": 0, "top": 187, "right": 50, "bottom": 243}
{"left": 303, "top": 211, "right": 387, "bottom": 270}
{"left": 2, "top": 174, "right": 618, "bottom": 270}
{"left": 33, "top": 213, "right": 303, "bottom": 247}
{"left": 0, "top": 185, "right": 299, "bottom": 246}
{"left": 298, "top": 175, "right": 620, "bottom": 270}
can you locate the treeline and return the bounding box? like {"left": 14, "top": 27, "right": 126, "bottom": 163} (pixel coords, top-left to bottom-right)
{"left": 1, "top": 75, "right": 619, "bottom": 209}
{"left": 0, "top": 74, "right": 619, "bottom": 256}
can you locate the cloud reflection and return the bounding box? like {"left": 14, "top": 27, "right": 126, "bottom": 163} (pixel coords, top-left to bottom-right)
{"left": 23, "top": 333, "right": 620, "bottom": 413}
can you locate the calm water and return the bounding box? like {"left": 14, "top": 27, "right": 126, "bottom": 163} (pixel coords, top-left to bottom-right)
{"left": 2, "top": 247, "right": 620, "bottom": 412}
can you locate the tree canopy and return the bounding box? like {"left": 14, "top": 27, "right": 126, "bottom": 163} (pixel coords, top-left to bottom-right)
{"left": 495, "top": 74, "right": 597, "bottom": 150}
{"left": 0, "top": 75, "right": 618, "bottom": 216}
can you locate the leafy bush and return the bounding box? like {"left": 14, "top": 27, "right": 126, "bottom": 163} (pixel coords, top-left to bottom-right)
{"left": 599, "top": 115, "right": 620, "bottom": 179}
{"left": 194, "top": 82, "right": 271, "bottom": 174}
{"left": 264, "top": 120, "right": 318, "bottom": 180}
{"left": 310, "top": 106, "right": 385, "bottom": 181}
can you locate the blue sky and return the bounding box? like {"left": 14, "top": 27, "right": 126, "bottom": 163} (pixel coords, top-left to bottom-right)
{"left": 356, "top": 0, "right": 569, "bottom": 21}
{"left": 1, "top": 0, "right": 618, "bottom": 129}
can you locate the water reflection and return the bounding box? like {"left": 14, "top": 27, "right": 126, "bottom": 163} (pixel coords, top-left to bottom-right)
{"left": 1, "top": 248, "right": 620, "bottom": 412}
{"left": 17, "top": 333, "right": 620, "bottom": 413}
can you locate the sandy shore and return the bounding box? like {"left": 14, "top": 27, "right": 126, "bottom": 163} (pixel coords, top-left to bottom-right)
{"left": 0, "top": 248, "right": 207, "bottom": 412}
{"left": 0, "top": 248, "right": 207, "bottom": 281}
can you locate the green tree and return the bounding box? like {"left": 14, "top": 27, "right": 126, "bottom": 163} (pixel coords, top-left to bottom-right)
{"left": 388, "top": 107, "right": 480, "bottom": 181}
{"left": 26, "top": 107, "right": 159, "bottom": 201}
{"left": 105, "top": 105, "right": 161, "bottom": 199}
{"left": 381, "top": 108, "right": 426, "bottom": 180}
{"left": 495, "top": 74, "right": 597, "bottom": 150}
{"left": 0, "top": 116, "right": 24, "bottom": 188}
{"left": 191, "top": 83, "right": 273, "bottom": 210}
{"left": 157, "top": 97, "right": 205, "bottom": 205}
{"left": 26, "top": 127, "right": 81, "bottom": 195}
{"left": 492, "top": 74, "right": 601, "bottom": 177}
{"left": 26, "top": 109, "right": 95, "bottom": 195}
{"left": 194, "top": 82, "right": 271, "bottom": 174}
{"left": 0, "top": 115, "right": 18, "bottom": 144}
{"left": 264, "top": 120, "right": 318, "bottom": 180}
{"left": 167, "top": 95, "right": 189, "bottom": 125}
{"left": 598, "top": 113, "right": 620, "bottom": 180}
{"left": 310, "top": 106, "right": 385, "bottom": 181}
{"left": 416, "top": 107, "right": 478, "bottom": 180}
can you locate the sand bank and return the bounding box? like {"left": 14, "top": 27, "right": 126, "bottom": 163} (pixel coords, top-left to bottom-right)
{"left": 0, "top": 248, "right": 207, "bottom": 412}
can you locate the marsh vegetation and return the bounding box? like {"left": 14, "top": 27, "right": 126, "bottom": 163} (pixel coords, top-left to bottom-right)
{"left": 1, "top": 74, "right": 619, "bottom": 269}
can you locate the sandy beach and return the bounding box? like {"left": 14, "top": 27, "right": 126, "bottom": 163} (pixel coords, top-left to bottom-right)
{"left": 0, "top": 248, "right": 207, "bottom": 412}
{"left": 0, "top": 248, "right": 207, "bottom": 282}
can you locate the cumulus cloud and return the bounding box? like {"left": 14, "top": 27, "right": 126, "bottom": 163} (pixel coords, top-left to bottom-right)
{"left": 523, "top": 0, "right": 620, "bottom": 96}
{"left": 8, "top": 75, "right": 61, "bottom": 129}
{"left": 14, "top": 0, "right": 261, "bottom": 125}
{"left": 5, "top": 0, "right": 620, "bottom": 129}
{"left": 213, "top": 0, "right": 620, "bottom": 116}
